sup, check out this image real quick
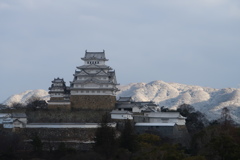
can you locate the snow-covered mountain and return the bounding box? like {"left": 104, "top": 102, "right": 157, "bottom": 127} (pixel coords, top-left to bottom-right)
{"left": 2, "top": 89, "right": 50, "bottom": 107}
{"left": 117, "top": 81, "right": 240, "bottom": 123}
{"left": 2, "top": 80, "right": 240, "bottom": 123}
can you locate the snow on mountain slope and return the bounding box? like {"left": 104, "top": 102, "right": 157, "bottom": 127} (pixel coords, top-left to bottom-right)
{"left": 117, "top": 81, "right": 240, "bottom": 123}
{"left": 2, "top": 89, "right": 50, "bottom": 107}
{"left": 2, "top": 80, "right": 240, "bottom": 123}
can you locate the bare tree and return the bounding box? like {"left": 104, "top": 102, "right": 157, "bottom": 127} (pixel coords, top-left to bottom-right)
{"left": 220, "top": 107, "right": 233, "bottom": 127}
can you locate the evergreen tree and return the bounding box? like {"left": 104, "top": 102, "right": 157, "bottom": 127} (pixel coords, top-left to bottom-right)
{"left": 31, "top": 134, "right": 43, "bottom": 153}
{"left": 94, "top": 113, "right": 116, "bottom": 159}
{"left": 120, "top": 119, "right": 138, "bottom": 152}
{"left": 220, "top": 107, "right": 233, "bottom": 127}
{"left": 177, "top": 104, "right": 208, "bottom": 134}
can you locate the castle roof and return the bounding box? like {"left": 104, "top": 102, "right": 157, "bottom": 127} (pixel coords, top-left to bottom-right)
{"left": 81, "top": 51, "right": 108, "bottom": 61}
{"left": 143, "top": 112, "right": 186, "bottom": 119}
{"left": 118, "top": 97, "right": 133, "bottom": 102}
{"left": 71, "top": 78, "right": 118, "bottom": 85}
{"left": 52, "top": 78, "right": 65, "bottom": 83}
{"left": 77, "top": 64, "right": 111, "bottom": 70}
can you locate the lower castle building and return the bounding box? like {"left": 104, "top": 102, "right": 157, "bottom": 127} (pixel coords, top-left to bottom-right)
{"left": 48, "top": 50, "right": 119, "bottom": 110}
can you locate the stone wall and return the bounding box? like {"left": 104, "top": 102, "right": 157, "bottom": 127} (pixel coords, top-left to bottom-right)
{"left": 12, "top": 128, "right": 96, "bottom": 151}
{"left": 23, "top": 141, "right": 93, "bottom": 151}
{"left": 48, "top": 104, "right": 71, "bottom": 110}
{"left": 70, "top": 95, "right": 116, "bottom": 110}
{"left": 135, "top": 126, "right": 177, "bottom": 138}
{"left": 15, "top": 128, "right": 97, "bottom": 141}
{"left": 26, "top": 110, "right": 109, "bottom": 123}
{"left": 135, "top": 125, "right": 190, "bottom": 147}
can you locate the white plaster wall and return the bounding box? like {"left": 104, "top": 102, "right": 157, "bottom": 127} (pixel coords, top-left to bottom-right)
{"left": 148, "top": 117, "right": 186, "bottom": 125}
{"left": 13, "top": 121, "right": 24, "bottom": 128}
{"left": 111, "top": 114, "right": 133, "bottom": 120}
{"left": 26, "top": 123, "right": 116, "bottom": 128}
{"left": 132, "top": 107, "right": 141, "bottom": 113}
{"left": 51, "top": 93, "right": 64, "bottom": 97}
{"left": 84, "top": 60, "right": 105, "bottom": 65}
{"left": 3, "top": 124, "right": 13, "bottom": 128}
{"left": 48, "top": 102, "right": 71, "bottom": 105}
{"left": 13, "top": 118, "right": 27, "bottom": 124}
{"left": 71, "top": 90, "right": 114, "bottom": 96}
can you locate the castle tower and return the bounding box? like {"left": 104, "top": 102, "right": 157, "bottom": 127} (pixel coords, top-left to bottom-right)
{"left": 70, "top": 50, "right": 119, "bottom": 110}
{"left": 48, "top": 78, "right": 71, "bottom": 109}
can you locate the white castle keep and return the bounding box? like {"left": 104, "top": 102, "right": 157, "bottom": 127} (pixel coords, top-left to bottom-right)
{"left": 48, "top": 50, "right": 119, "bottom": 110}
{"left": 70, "top": 50, "right": 119, "bottom": 96}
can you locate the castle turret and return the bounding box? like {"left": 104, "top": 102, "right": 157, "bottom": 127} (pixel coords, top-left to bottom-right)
{"left": 70, "top": 51, "right": 119, "bottom": 110}
{"left": 48, "top": 78, "right": 70, "bottom": 109}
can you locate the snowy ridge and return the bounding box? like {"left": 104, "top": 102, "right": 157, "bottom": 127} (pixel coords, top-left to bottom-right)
{"left": 2, "top": 81, "right": 240, "bottom": 123}
{"left": 117, "top": 81, "right": 240, "bottom": 123}
{"left": 2, "top": 89, "right": 50, "bottom": 107}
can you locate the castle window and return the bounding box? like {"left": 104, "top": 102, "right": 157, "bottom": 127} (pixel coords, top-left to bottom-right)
{"left": 86, "top": 91, "right": 89, "bottom": 93}
{"left": 92, "top": 91, "right": 94, "bottom": 93}
{"left": 81, "top": 91, "right": 83, "bottom": 93}
{"left": 97, "top": 91, "right": 100, "bottom": 93}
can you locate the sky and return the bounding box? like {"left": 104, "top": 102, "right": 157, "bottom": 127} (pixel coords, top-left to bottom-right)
{"left": 1, "top": 0, "right": 240, "bottom": 102}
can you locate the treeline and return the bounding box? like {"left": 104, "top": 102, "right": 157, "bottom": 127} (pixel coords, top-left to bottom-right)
{"left": 0, "top": 104, "right": 240, "bottom": 160}
{"left": 93, "top": 105, "right": 240, "bottom": 160}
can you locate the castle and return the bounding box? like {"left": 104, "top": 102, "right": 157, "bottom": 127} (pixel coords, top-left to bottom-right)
{"left": 47, "top": 50, "right": 188, "bottom": 143}
{"left": 0, "top": 50, "right": 188, "bottom": 149}
{"left": 48, "top": 50, "right": 119, "bottom": 110}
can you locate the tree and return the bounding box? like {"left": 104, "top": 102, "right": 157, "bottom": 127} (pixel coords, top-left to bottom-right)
{"left": 94, "top": 113, "right": 116, "bottom": 159}
{"left": 206, "top": 133, "right": 240, "bottom": 160}
{"left": 31, "top": 134, "right": 43, "bottom": 153}
{"left": 119, "top": 119, "right": 138, "bottom": 152}
{"left": 177, "top": 104, "right": 208, "bottom": 134}
{"left": 0, "top": 132, "right": 21, "bottom": 158}
{"left": 11, "top": 102, "right": 24, "bottom": 108}
{"left": 183, "top": 156, "right": 206, "bottom": 160}
{"left": 220, "top": 107, "right": 233, "bottom": 127}
{"left": 134, "top": 134, "right": 186, "bottom": 160}
{"left": 191, "top": 121, "right": 240, "bottom": 159}
{"left": 26, "top": 96, "right": 48, "bottom": 110}
{"left": 177, "top": 104, "right": 195, "bottom": 117}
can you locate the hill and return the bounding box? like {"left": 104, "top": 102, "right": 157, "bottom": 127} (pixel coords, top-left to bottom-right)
{"left": 3, "top": 80, "right": 240, "bottom": 123}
